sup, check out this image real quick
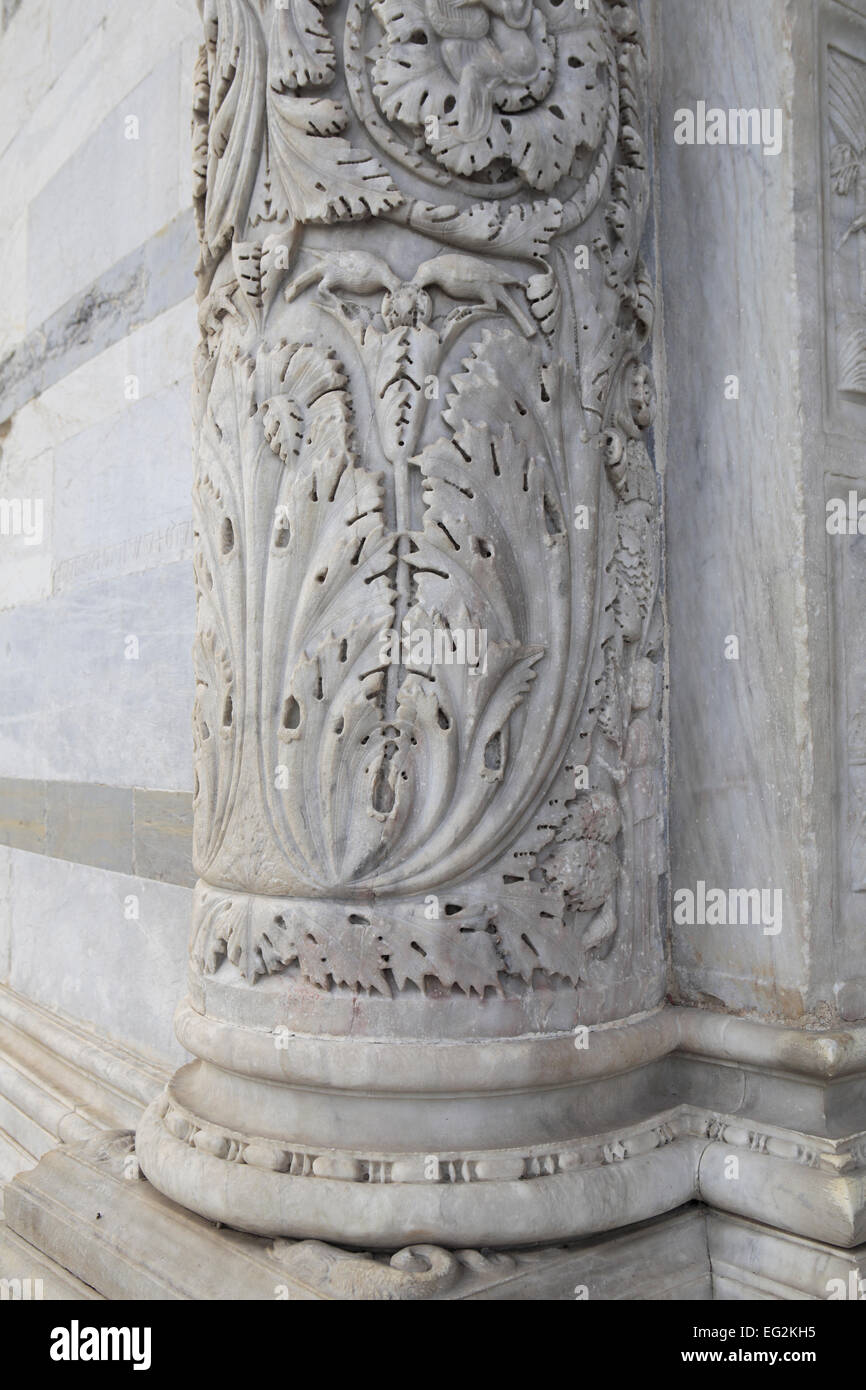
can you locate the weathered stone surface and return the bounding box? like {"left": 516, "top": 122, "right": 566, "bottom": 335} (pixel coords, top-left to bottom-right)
{"left": 661, "top": 0, "right": 866, "bottom": 1027}
{"left": 136, "top": 0, "right": 666, "bottom": 1247}
{"left": 0, "top": 1222, "right": 103, "bottom": 1300}
{"left": 2, "top": 0, "right": 866, "bottom": 1301}
{"left": 0, "top": 981, "right": 168, "bottom": 1200}
{"left": 4, "top": 1143, "right": 715, "bottom": 1299}
{"left": 15, "top": 1009, "right": 866, "bottom": 1293}
{"left": 0, "top": 214, "right": 196, "bottom": 423}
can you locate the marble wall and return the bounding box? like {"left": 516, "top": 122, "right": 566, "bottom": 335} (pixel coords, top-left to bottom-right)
{"left": 0, "top": 0, "right": 201, "bottom": 1067}
{"left": 4, "top": 0, "right": 866, "bottom": 1062}
{"left": 660, "top": 0, "right": 866, "bottom": 1023}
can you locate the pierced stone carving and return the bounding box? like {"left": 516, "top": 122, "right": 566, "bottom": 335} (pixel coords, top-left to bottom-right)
{"left": 367, "top": 0, "right": 611, "bottom": 192}
{"left": 185, "top": 0, "right": 660, "bottom": 998}
{"left": 138, "top": 0, "right": 664, "bottom": 1248}
{"left": 194, "top": 0, "right": 402, "bottom": 272}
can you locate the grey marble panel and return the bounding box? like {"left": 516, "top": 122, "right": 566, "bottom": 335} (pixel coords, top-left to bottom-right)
{"left": 133, "top": 788, "right": 194, "bottom": 888}
{"left": 45, "top": 781, "right": 133, "bottom": 876}
{"left": 0, "top": 779, "right": 192, "bottom": 886}
{"left": 0, "top": 777, "right": 46, "bottom": 853}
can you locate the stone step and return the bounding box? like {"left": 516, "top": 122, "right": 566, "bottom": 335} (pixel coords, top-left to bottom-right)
{"left": 0, "top": 1221, "right": 102, "bottom": 1301}
{"left": 0, "top": 1127, "right": 36, "bottom": 1208}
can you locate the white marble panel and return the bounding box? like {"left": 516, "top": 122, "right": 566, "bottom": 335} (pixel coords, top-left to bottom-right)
{"left": 52, "top": 379, "right": 193, "bottom": 576}
{"left": 27, "top": 51, "right": 183, "bottom": 327}
{"left": 0, "top": 445, "right": 52, "bottom": 609}
{"left": 6, "top": 847, "right": 190, "bottom": 1068}
{"left": 5, "top": 296, "right": 196, "bottom": 464}
{"left": 659, "top": 0, "right": 814, "bottom": 1015}
{"left": 0, "top": 0, "right": 200, "bottom": 250}
{"left": 0, "top": 560, "right": 195, "bottom": 790}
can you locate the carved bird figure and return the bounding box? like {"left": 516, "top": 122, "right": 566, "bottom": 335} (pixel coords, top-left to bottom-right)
{"left": 412, "top": 253, "right": 536, "bottom": 337}
{"left": 285, "top": 249, "right": 400, "bottom": 304}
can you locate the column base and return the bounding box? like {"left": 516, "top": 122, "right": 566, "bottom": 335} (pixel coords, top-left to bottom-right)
{"left": 134, "top": 1004, "right": 866, "bottom": 1249}
{"left": 0, "top": 1134, "right": 711, "bottom": 1299}
{"left": 8, "top": 1135, "right": 866, "bottom": 1300}
{"left": 135, "top": 1089, "right": 700, "bottom": 1249}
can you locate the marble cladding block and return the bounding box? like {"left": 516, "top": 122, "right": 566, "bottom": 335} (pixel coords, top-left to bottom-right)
{"left": 44, "top": 1, "right": 106, "bottom": 73}
{"left": 0, "top": 0, "right": 201, "bottom": 251}
{"left": 0, "top": 297, "right": 196, "bottom": 625}
{"left": 44, "top": 782, "right": 133, "bottom": 875}
{"left": 830, "top": 491, "right": 866, "bottom": 1017}
{"left": 0, "top": 778, "right": 193, "bottom": 885}
{"left": 0, "top": 444, "right": 52, "bottom": 608}
{"left": 3, "top": 847, "right": 190, "bottom": 1068}
{"left": 658, "top": 0, "right": 866, "bottom": 1023}
{"left": 819, "top": 6, "right": 866, "bottom": 1021}
{"left": 658, "top": 0, "right": 817, "bottom": 1017}
{"left": 0, "top": 209, "right": 27, "bottom": 360}
{"left": 0, "top": 0, "right": 48, "bottom": 163}
{"left": 0, "top": 780, "right": 46, "bottom": 855}
{"left": 0, "top": 1224, "right": 103, "bottom": 1301}
{"left": 51, "top": 380, "right": 193, "bottom": 573}
{"left": 821, "top": 12, "right": 866, "bottom": 438}
{"left": 0, "top": 560, "right": 195, "bottom": 790}
{"left": 0, "top": 211, "right": 197, "bottom": 421}
{"left": 26, "top": 50, "right": 184, "bottom": 328}
{"left": 2, "top": 295, "right": 195, "bottom": 472}
{"left": 132, "top": 788, "right": 195, "bottom": 888}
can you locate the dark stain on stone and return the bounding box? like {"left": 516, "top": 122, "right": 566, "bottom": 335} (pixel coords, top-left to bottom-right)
{"left": 0, "top": 209, "right": 196, "bottom": 421}
{"left": 2, "top": 0, "right": 23, "bottom": 32}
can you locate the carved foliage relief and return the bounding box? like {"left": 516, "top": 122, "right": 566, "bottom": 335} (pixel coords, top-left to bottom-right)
{"left": 828, "top": 44, "right": 866, "bottom": 403}
{"left": 189, "top": 0, "right": 662, "bottom": 998}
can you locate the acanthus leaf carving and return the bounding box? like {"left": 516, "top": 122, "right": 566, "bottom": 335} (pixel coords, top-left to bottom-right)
{"left": 188, "top": 0, "right": 663, "bottom": 1006}
{"left": 195, "top": 0, "right": 403, "bottom": 278}
{"left": 199, "top": 0, "right": 267, "bottom": 262}
{"left": 270, "top": 0, "right": 338, "bottom": 91}
{"left": 259, "top": 89, "right": 403, "bottom": 227}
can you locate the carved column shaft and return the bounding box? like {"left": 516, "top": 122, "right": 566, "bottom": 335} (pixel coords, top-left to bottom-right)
{"left": 136, "top": 0, "right": 664, "bottom": 1247}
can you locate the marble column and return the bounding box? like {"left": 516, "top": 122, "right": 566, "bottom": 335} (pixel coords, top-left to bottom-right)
{"left": 134, "top": 0, "right": 665, "bottom": 1247}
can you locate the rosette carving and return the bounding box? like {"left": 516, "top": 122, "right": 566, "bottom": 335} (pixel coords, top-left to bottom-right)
{"left": 369, "top": 0, "right": 611, "bottom": 191}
